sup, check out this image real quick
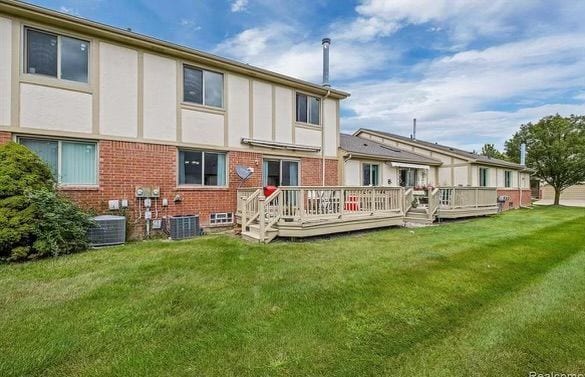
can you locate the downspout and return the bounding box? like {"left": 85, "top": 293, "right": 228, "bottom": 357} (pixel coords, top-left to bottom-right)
{"left": 321, "top": 37, "right": 331, "bottom": 187}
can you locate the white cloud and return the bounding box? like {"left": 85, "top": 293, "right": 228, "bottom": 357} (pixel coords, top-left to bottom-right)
{"left": 215, "top": 23, "right": 397, "bottom": 83}
{"left": 342, "top": 33, "right": 585, "bottom": 149}
{"left": 179, "top": 19, "right": 202, "bottom": 32}
{"left": 59, "top": 6, "right": 79, "bottom": 16}
{"left": 334, "top": 0, "right": 585, "bottom": 46}
{"left": 231, "top": 0, "right": 248, "bottom": 13}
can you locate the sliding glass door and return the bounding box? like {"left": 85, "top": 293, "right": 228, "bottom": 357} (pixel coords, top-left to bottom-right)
{"left": 263, "top": 159, "right": 299, "bottom": 186}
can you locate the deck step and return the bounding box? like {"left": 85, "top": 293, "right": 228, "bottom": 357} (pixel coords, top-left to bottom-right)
{"left": 403, "top": 216, "right": 434, "bottom": 225}
{"left": 242, "top": 224, "right": 279, "bottom": 243}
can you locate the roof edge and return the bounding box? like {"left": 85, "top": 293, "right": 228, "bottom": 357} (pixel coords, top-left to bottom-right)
{"left": 0, "top": 0, "right": 350, "bottom": 99}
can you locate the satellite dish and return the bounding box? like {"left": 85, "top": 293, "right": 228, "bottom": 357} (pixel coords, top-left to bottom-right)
{"left": 235, "top": 165, "right": 253, "bottom": 187}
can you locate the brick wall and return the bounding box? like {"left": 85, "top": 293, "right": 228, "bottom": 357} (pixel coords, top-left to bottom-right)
{"left": 59, "top": 139, "right": 338, "bottom": 238}
{"left": 0, "top": 131, "right": 11, "bottom": 144}
{"left": 300, "top": 157, "right": 339, "bottom": 186}
{"left": 497, "top": 188, "right": 532, "bottom": 210}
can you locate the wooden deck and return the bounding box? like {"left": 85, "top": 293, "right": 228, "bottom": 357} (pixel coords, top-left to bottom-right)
{"left": 237, "top": 186, "right": 499, "bottom": 243}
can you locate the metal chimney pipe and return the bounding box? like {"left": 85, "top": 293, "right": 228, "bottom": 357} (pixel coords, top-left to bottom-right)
{"left": 520, "top": 143, "right": 526, "bottom": 165}
{"left": 412, "top": 118, "right": 417, "bottom": 140}
{"left": 322, "top": 38, "right": 331, "bottom": 87}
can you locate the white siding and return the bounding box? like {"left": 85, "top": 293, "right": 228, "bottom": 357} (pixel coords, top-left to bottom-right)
{"left": 438, "top": 167, "right": 451, "bottom": 186}
{"left": 143, "top": 53, "right": 176, "bottom": 141}
{"left": 181, "top": 109, "right": 224, "bottom": 146}
{"left": 274, "top": 86, "right": 292, "bottom": 144}
{"left": 0, "top": 17, "right": 11, "bottom": 126}
{"left": 453, "top": 166, "right": 468, "bottom": 186}
{"left": 20, "top": 84, "right": 92, "bottom": 133}
{"left": 295, "top": 127, "right": 321, "bottom": 147}
{"left": 99, "top": 42, "right": 138, "bottom": 138}
{"left": 383, "top": 164, "right": 398, "bottom": 186}
{"left": 227, "top": 74, "right": 249, "bottom": 147}
{"left": 322, "top": 98, "right": 337, "bottom": 158}
{"left": 344, "top": 160, "right": 361, "bottom": 186}
{"left": 252, "top": 81, "right": 272, "bottom": 141}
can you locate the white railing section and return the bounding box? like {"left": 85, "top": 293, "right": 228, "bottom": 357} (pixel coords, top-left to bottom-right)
{"left": 427, "top": 188, "right": 440, "bottom": 220}
{"left": 438, "top": 187, "right": 497, "bottom": 209}
{"left": 240, "top": 188, "right": 262, "bottom": 231}
{"left": 404, "top": 188, "right": 414, "bottom": 213}
{"left": 275, "top": 186, "right": 404, "bottom": 222}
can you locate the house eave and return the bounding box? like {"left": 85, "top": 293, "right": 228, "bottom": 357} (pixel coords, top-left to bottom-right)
{"left": 0, "top": 0, "right": 350, "bottom": 100}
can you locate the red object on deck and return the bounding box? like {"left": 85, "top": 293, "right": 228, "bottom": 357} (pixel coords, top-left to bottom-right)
{"left": 263, "top": 185, "right": 278, "bottom": 197}
{"left": 344, "top": 194, "right": 359, "bottom": 211}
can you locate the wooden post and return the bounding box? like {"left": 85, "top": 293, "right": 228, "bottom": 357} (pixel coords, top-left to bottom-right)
{"left": 258, "top": 195, "right": 266, "bottom": 241}
{"left": 241, "top": 196, "right": 247, "bottom": 230}
{"left": 299, "top": 189, "right": 305, "bottom": 223}
{"left": 340, "top": 188, "right": 346, "bottom": 218}
{"left": 475, "top": 188, "right": 479, "bottom": 208}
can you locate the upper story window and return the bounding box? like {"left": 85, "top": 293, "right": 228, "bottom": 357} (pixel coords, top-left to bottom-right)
{"left": 183, "top": 65, "right": 224, "bottom": 108}
{"left": 479, "top": 167, "right": 489, "bottom": 187}
{"left": 178, "top": 149, "right": 226, "bottom": 186}
{"left": 296, "top": 93, "right": 320, "bottom": 125}
{"left": 363, "top": 163, "right": 379, "bottom": 186}
{"left": 25, "top": 28, "right": 89, "bottom": 83}
{"left": 504, "top": 170, "right": 512, "bottom": 188}
{"left": 19, "top": 137, "right": 97, "bottom": 186}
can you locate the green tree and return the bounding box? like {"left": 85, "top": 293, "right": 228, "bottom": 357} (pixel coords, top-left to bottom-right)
{"left": 480, "top": 144, "right": 507, "bottom": 160}
{"left": 505, "top": 115, "right": 585, "bottom": 205}
{"left": 0, "top": 142, "right": 92, "bottom": 261}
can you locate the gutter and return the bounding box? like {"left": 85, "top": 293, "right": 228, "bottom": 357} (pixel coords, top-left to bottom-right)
{"left": 0, "top": 0, "right": 350, "bottom": 99}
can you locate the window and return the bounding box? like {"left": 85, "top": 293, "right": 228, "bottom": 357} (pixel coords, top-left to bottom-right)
{"left": 296, "top": 93, "right": 320, "bottom": 125}
{"left": 504, "top": 170, "right": 512, "bottom": 188}
{"left": 263, "top": 159, "right": 299, "bottom": 186}
{"left": 210, "top": 212, "right": 234, "bottom": 225}
{"left": 363, "top": 163, "right": 379, "bottom": 186}
{"left": 183, "top": 65, "right": 224, "bottom": 107}
{"left": 399, "top": 168, "right": 418, "bottom": 187}
{"left": 19, "top": 137, "right": 97, "bottom": 185}
{"left": 479, "top": 167, "right": 489, "bottom": 187}
{"left": 25, "top": 28, "right": 89, "bottom": 83}
{"left": 178, "top": 150, "right": 226, "bottom": 186}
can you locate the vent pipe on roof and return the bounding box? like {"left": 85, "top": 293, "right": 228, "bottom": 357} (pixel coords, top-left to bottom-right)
{"left": 322, "top": 38, "right": 331, "bottom": 87}
{"left": 520, "top": 143, "right": 526, "bottom": 165}
{"left": 411, "top": 118, "right": 417, "bottom": 140}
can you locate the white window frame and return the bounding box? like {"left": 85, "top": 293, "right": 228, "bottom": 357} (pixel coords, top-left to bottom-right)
{"left": 182, "top": 64, "right": 224, "bottom": 109}
{"left": 262, "top": 158, "right": 301, "bottom": 187}
{"left": 17, "top": 136, "right": 98, "bottom": 187}
{"left": 177, "top": 149, "right": 228, "bottom": 187}
{"left": 210, "top": 212, "right": 234, "bottom": 225}
{"left": 295, "top": 92, "right": 322, "bottom": 126}
{"left": 504, "top": 170, "right": 512, "bottom": 188}
{"left": 479, "top": 167, "right": 489, "bottom": 187}
{"left": 24, "top": 27, "right": 90, "bottom": 83}
{"left": 362, "top": 163, "right": 380, "bottom": 186}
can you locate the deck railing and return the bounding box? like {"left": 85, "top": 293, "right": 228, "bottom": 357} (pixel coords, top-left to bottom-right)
{"left": 275, "top": 186, "right": 404, "bottom": 222}
{"left": 240, "top": 188, "right": 262, "bottom": 230}
{"left": 427, "top": 188, "right": 440, "bottom": 220}
{"left": 439, "top": 187, "right": 497, "bottom": 209}
{"left": 404, "top": 188, "right": 414, "bottom": 213}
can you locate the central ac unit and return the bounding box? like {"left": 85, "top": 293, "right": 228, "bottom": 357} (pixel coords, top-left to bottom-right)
{"left": 88, "top": 215, "right": 126, "bottom": 246}
{"left": 170, "top": 215, "right": 200, "bottom": 240}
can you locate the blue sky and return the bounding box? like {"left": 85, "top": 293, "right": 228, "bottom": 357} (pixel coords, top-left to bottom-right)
{"left": 28, "top": 0, "right": 585, "bottom": 152}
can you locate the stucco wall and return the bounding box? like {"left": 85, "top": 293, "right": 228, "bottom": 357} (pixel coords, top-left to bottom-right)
{"left": 0, "top": 17, "right": 11, "bottom": 127}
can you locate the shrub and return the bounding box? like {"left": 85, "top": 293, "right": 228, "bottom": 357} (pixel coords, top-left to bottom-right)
{"left": 0, "top": 142, "right": 92, "bottom": 262}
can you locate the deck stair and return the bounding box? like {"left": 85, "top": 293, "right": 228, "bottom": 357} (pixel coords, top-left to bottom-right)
{"left": 404, "top": 207, "right": 435, "bottom": 225}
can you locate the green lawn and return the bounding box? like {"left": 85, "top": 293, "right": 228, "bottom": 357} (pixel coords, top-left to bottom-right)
{"left": 1, "top": 206, "right": 585, "bottom": 376}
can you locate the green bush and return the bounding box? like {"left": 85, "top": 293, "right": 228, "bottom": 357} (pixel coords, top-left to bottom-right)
{"left": 0, "top": 142, "right": 92, "bottom": 262}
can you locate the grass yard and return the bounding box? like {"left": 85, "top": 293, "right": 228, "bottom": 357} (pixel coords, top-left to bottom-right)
{"left": 1, "top": 206, "right": 585, "bottom": 376}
